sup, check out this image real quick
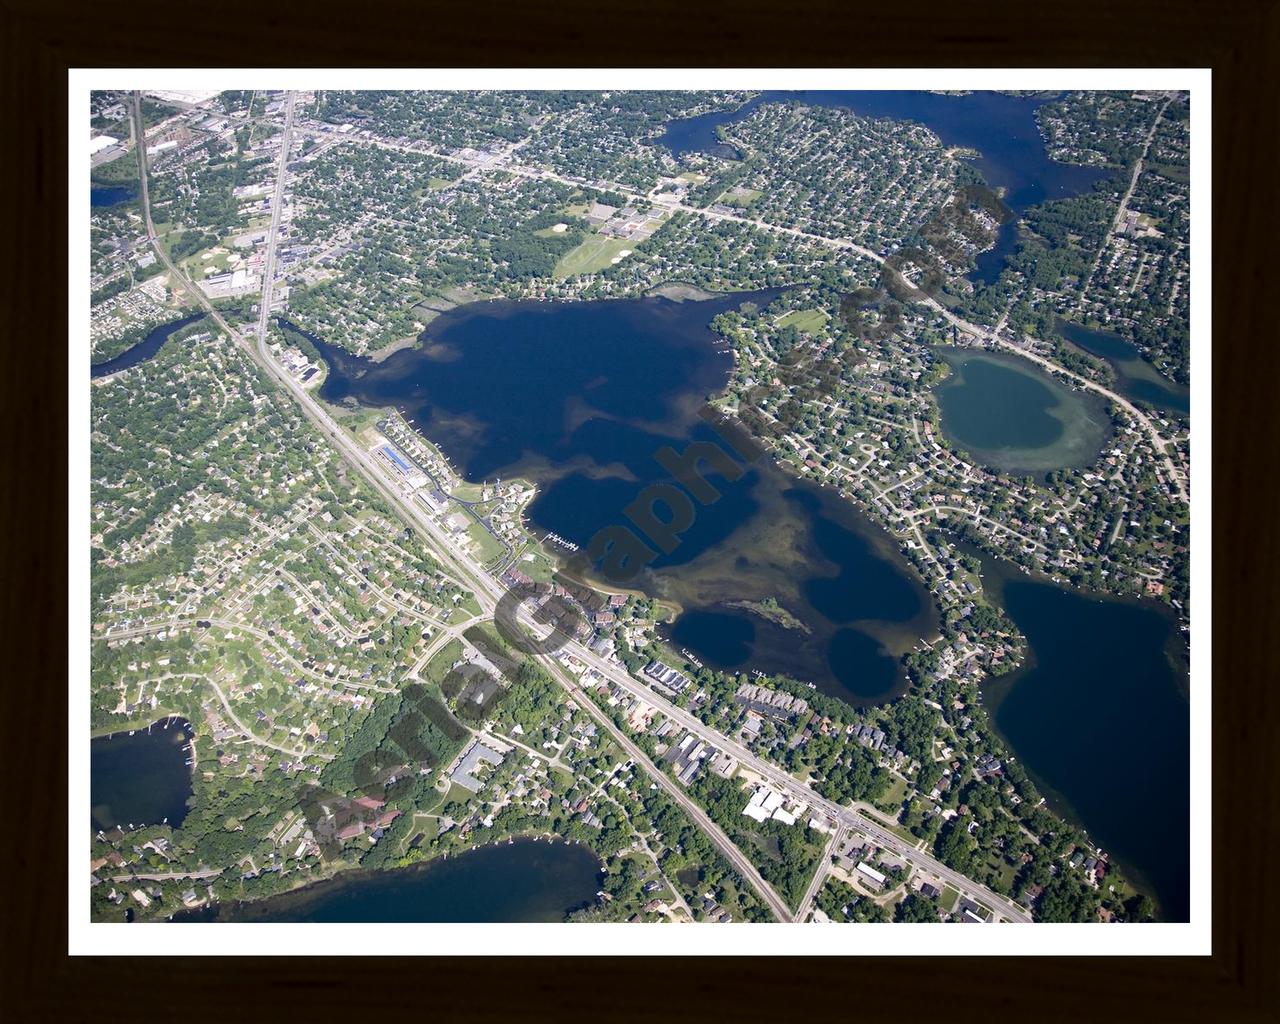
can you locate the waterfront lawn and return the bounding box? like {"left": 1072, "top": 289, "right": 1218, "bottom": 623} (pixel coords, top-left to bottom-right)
{"left": 450, "top": 482, "right": 485, "bottom": 502}
{"left": 554, "top": 234, "right": 633, "bottom": 278}
{"left": 337, "top": 407, "right": 385, "bottom": 436}
{"left": 515, "top": 545, "right": 558, "bottom": 583}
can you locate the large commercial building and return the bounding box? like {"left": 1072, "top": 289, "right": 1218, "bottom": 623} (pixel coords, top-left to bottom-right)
{"left": 198, "top": 267, "right": 259, "bottom": 299}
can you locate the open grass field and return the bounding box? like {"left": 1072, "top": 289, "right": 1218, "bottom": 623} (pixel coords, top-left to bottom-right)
{"left": 514, "top": 544, "right": 558, "bottom": 583}
{"left": 467, "top": 521, "right": 506, "bottom": 565}
{"left": 776, "top": 308, "right": 829, "bottom": 333}
{"left": 181, "top": 247, "right": 234, "bottom": 280}
{"left": 553, "top": 234, "right": 634, "bottom": 278}
{"left": 450, "top": 482, "right": 485, "bottom": 502}
{"left": 718, "top": 186, "right": 763, "bottom": 207}
{"left": 422, "top": 639, "right": 464, "bottom": 686}
{"left": 875, "top": 775, "right": 909, "bottom": 812}
{"left": 861, "top": 808, "right": 921, "bottom": 845}
{"left": 981, "top": 852, "right": 1020, "bottom": 893}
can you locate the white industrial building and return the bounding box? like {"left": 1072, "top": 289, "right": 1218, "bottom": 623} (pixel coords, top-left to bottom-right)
{"left": 198, "top": 267, "right": 258, "bottom": 299}
{"left": 742, "top": 785, "right": 799, "bottom": 826}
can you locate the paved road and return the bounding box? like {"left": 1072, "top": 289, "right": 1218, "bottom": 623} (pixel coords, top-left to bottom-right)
{"left": 667, "top": 185, "right": 1189, "bottom": 503}
{"left": 972, "top": 327, "right": 1189, "bottom": 503}
{"left": 255, "top": 91, "right": 296, "bottom": 349}
{"left": 556, "top": 669, "right": 794, "bottom": 922}
{"left": 240, "top": 96, "right": 799, "bottom": 922}
{"left": 561, "top": 636, "right": 1033, "bottom": 923}
{"left": 298, "top": 392, "right": 1023, "bottom": 920}
{"left": 1084, "top": 96, "right": 1173, "bottom": 295}
{"left": 239, "top": 99, "right": 792, "bottom": 920}
{"left": 109, "top": 869, "right": 223, "bottom": 882}
{"left": 796, "top": 824, "right": 842, "bottom": 921}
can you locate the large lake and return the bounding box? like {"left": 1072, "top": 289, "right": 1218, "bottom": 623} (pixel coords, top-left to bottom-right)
{"left": 660, "top": 91, "right": 1113, "bottom": 285}
{"left": 297, "top": 292, "right": 938, "bottom": 706}
{"left": 970, "top": 547, "right": 1190, "bottom": 921}
{"left": 91, "top": 717, "right": 195, "bottom": 832}
{"left": 932, "top": 346, "right": 1113, "bottom": 475}
{"left": 175, "top": 839, "right": 602, "bottom": 922}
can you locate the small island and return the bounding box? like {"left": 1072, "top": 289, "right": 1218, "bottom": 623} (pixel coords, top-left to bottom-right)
{"left": 728, "top": 596, "right": 812, "bottom": 634}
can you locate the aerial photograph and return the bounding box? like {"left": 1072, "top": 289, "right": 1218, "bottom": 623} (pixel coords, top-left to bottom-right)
{"left": 85, "top": 83, "right": 1194, "bottom": 934}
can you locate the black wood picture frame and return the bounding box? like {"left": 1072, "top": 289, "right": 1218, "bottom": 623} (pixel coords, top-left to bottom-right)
{"left": 3, "top": 0, "right": 1275, "bottom": 1018}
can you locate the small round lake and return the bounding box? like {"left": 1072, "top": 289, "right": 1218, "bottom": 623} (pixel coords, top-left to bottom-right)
{"left": 176, "top": 839, "right": 603, "bottom": 923}
{"left": 91, "top": 717, "right": 195, "bottom": 832}
{"left": 933, "top": 346, "right": 1112, "bottom": 475}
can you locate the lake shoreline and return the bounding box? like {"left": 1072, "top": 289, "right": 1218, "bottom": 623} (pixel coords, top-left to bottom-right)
{"left": 91, "top": 716, "right": 196, "bottom": 833}
{"left": 303, "top": 288, "right": 938, "bottom": 706}
{"left": 171, "top": 834, "right": 604, "bottom": 923}
{"left": 962, "top": 542, "right": 1190, "bottom": 921}
{"left": 931, "top": 344, "right": 1115, "bottom": 476}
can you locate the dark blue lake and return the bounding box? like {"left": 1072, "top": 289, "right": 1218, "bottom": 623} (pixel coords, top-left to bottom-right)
{"left": 175, "top": 839, "right": 602, "bottom": 922}
{"left": 660, "top": 91, "right": 1113, "bottom": 284}
{"left": 91, "top": 717, "right": 195, "bottom": 832}
{"left": 1055, "top": 318, "right": 1190, "bottom": 414}
{"left": 296, "top": 292, "right": 938, "bottom": 706}
{"left": 91, "top": 184, "right": 138, "bottom": 208}
{"left": 972, "top": 549, "right": 1190, "bottom": 921}
{"left": 90, "top": 315, "right": 205, "bottom": 379}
